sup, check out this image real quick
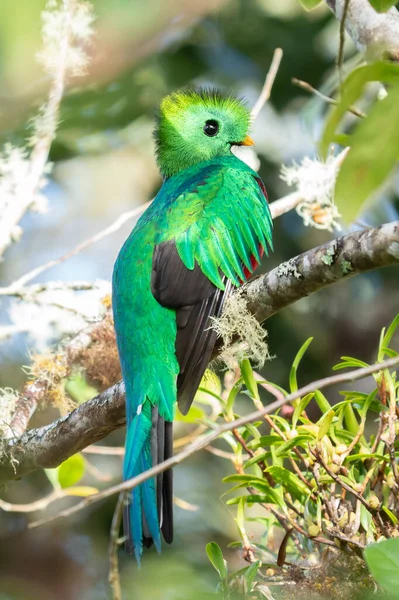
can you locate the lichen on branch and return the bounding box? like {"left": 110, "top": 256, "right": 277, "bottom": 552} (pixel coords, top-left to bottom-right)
{"left": 0, "top": 221, "right": 397, "bottom": 484}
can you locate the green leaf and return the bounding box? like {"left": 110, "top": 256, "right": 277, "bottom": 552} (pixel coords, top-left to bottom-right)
{"left": 292, "top": 393, "right": 315, "bottom": 429}
{"left": 244, "top": 451, "right": 272, "bottom": 468}
{"left": 268, "top": 414, "right": 291, "bottom": 432}
{"left": 289, "top": 338, "right": 313, "bottom": 393}
{"left": 175, "top": 404, "right": 205, "bottom": 423}
{"left": 297, "top": 0, "right": 322, "bottom": 9}
{"left": 380, "top": 313, "right": 399, "bottom": 356}
{"left": 333, "top": 356, "right": 369, "bottom": 370}
{"left": 240, "top": 359, "right": 259, "bottom": 400}
{"left": 223, "top": 475, "right": 285, "bottom": 507}
{"left": 339, "top": 474, "right": 359, "bottom": 488}
{"left": 196, "top": 387, "right": 224, "bottom": 405}
{"left": 206, "top": 542, "right": 228, "bottom": 581}
{"left": 321, "top": 61, "right": 399, "bottom": 157}
{"left": 267, "top": 465, "right": 310, "bottom": 500}
{"left": 226, "top": 379, "right": 242, "bottom": 418}
{"left": 382, "top": 506, "right": 398, "bottom": 525}
{"left": 344, "top": 452, "right": 387, "bottom": 463}
{"left": 247, "top": 435, "right": 283, "bottom": 449}
{"left": 245, "top": 423, "right": 261, "bottom": 440}
{"left": 367, "top": 0, "right": 397, "bottom": 12}
{"left": 335, "top": 83, "right": 399, "bottom": 222}
{"left": 235, "top": 496, "right": 246, "bottom": 535}
{"left": 57, "top": 454, "right": 85, "bottom": 488}
{"left": 45, "top": 468, "right": 61, "bottom": 490}
{"left": 65, "top": 373, "right": 97, "bottom": 404}
{"left": 223, "top": 474, "right": 262, "bottom": 484}
{"left": 275, "top": 434, "right": 315, "bottom": 457}
{"left": 380, "top": 347, "right": 399, "bottom": 358}
{"left": 332, "top": 133, "right": 351, "bottom": 147}
{"left": 339, "top": 390, "right": 382, "bottom": 414}
{"left": 227, "top": 494, "right": 282, "bottom": 507}
{"left": 244, "top": 560, "right": 261, "bottom": 587}
{"left": 334, "top": 429, "right": 357, "bottom": 444}
{"left": 360, "top": 389, "right": 378, "bottom": 420}
{"left": 344, "top": 404, "right": 359, "bottom": 436}
{"left": 360, "top": 503, "right": 374, "bottom": 534}
{"left": 317, "top": 409, "right": 335, "bottom": 440}
{"left": 314, "top": 390, "right": 332, "bottom": 413}
{"left": 364, "top": 538, "right": 399, "bottom": 594}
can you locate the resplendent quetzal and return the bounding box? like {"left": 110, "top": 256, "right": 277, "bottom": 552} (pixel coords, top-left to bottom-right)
{"left": 112, "top": 89, "right": 273, "bottom": 562}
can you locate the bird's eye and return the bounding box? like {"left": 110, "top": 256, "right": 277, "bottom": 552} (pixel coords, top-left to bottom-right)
{"left": 203, "top": 119, "right": 219, "bottom": 137}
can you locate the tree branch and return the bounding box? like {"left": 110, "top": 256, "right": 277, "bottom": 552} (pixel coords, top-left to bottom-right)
{"left": 28, "top": 356, "right": 399, "bottom": 528}
{"left": 0, "top": 182, "right": 302, "bottom": 298}
{"left": 251, "top": 48, "right": 283, "bottom": 120}
{"left": 324, "top": 0, "right": 399, "bottom": 61}
{"left": 0, "top": 381, "right": 126, "bottom": 484}
{"left": 245, "top": 220, "right": 399, "bottom": 322}
{"left": 0, "top": 183, "right": 315, "bottom": 439}
{"left": 0, "top": 1, "right": 94, "bottom": 258}
{"left": 3, "top": 313, "right": 115, "bottom": 441}
{"left": 0, "top": 221, "right": 397, "bottom": 484}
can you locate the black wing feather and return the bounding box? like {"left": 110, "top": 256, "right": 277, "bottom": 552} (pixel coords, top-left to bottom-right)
{"left": 150, "top": 239, "right": 231, "bottom": 547}
{"left": 152, "top": 240, "right": 230, "bottom": 414}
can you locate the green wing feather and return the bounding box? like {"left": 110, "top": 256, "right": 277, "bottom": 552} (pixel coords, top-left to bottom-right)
{"left": 158, "top": 156, "right": 273, "bottom": 288}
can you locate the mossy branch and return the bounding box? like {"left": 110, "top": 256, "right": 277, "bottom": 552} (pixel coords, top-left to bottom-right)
{"left": 324, "top": 0, "right": 399, "bottom": 61}
{"left": 0, "top": 221, "right": 398, "bottom": 484}
{"left": 245, "top": 220, "right": 399, "bottom": 322}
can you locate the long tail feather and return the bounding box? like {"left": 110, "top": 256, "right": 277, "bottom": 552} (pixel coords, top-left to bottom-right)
{"left": 123, "top": 400, "right": 173, "bottom": 562}
{"left": 141, "top": 447, "right": 161, "bottom": 551}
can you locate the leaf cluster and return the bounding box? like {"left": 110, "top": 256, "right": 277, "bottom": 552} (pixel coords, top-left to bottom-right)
{"left": 204, "top": 314, "right": 399, "bottom": 598}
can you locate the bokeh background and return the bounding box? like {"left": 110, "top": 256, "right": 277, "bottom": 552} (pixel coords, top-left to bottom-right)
{"left": 0, "top": 1, "right": 398, "bottom": 598}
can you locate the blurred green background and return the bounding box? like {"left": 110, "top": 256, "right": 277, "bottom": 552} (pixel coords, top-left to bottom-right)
{"left": 0, "top": 1, "right": 398, "bottom": 598}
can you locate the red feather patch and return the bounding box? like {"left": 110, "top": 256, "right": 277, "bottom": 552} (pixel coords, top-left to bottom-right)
{"left": 240, "top": 243, "right": 264, "bottom": 283}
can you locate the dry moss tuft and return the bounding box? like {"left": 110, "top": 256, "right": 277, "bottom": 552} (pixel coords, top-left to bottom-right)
{"left": 70, "top": 313, "right": 121, "bottom": 391}
{"left": 212, "top": 290, "right": 270, "bottom": 369}
{"left": 24, "top": 352, "right": 71, "bottom": 413}
{"left": 19, "top": 311, "right": 121, "bottom": 414}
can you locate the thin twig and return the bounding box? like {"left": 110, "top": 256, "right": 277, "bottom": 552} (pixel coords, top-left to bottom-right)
{"left": 0, "top": 486, "right": 98, "bottom": 513}
{"left": 337, "top": 0, "right": 351, "bottom": 89}
{"left": 251, "top": 48, "right": 283, "bottom": 120}
{"left": 27, "top": 356, "right": 399, "bottom": 529}
{"left": 0, "top": 490, "right": 62, "bottom": 513}
{"left": 205, "top": 445, "right": 241, "bottom": 460}
{"left": 108, "top": 492, "right": 125, "bottom": 600}
{"left": 312, "top": 446, "right": 391, "bottom": 538}
{"left": 83, "top": 445, "right": 124, "bottom": 456}
{"left": 0, "top": 204, "right": 151, "bottom": 296}
{"left": 173, "top": 496, "right": 199, "bottom": 511}
{"left": 291, "top": 77, "right": 365, "bottom": 118}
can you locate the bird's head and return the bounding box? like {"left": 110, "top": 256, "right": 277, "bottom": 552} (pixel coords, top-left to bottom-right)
{"left": 154, "top": 89, "right": 253, "bottom": 178}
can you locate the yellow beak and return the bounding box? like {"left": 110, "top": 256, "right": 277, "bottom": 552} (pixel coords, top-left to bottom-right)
{"left": 240, "top": 135, "right": 255, "bottom": 147}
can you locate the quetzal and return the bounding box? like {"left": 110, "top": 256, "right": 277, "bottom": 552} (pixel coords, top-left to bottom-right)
{"left": 112, "top": 89, "right": 273, "bottom": 562}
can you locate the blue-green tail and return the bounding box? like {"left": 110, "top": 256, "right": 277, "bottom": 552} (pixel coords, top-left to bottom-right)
{"left": 123, "top": 400, "right": 161, "bottom": 564}
{"left": 123, "top": 395, "right": 174, "bottom": 564}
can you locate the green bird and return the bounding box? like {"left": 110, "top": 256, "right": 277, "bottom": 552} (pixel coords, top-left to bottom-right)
{"left": 112, "top": 89, "right": 273, "bottom": 562}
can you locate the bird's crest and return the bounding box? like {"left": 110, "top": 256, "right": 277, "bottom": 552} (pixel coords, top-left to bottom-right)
{"left": 154, "top": 88, "right": 252, "bottom": 178}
